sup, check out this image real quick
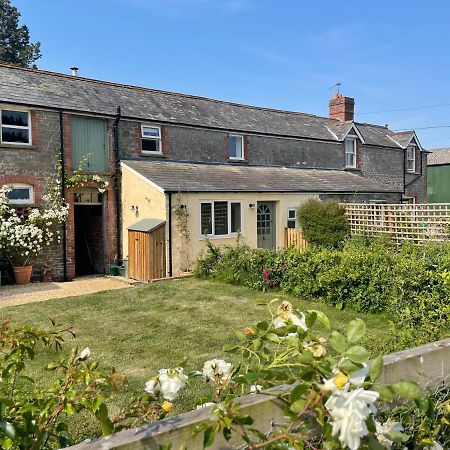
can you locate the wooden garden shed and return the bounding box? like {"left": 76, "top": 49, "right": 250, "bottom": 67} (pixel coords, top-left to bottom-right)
{"left": 128, "top": 219, "right": 166, "bottom": 282}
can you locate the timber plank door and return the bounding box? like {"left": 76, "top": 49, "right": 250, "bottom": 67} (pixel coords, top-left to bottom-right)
{"left": 128, "top": 222, "right": 166, "bottom": 282}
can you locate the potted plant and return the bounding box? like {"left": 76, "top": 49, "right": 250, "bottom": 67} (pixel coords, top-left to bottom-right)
{"left": 0, "top": 183, "right": 68, "bottom": 285}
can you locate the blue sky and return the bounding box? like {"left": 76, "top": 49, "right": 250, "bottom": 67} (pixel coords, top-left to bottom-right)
{"left": 14, "top": 0, "right": 450, "bottom": 148}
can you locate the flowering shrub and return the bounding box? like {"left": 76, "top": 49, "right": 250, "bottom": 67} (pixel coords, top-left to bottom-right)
{"left": 65, "top": 155, "right": 109, "bottom": 193}
{"left": 0, "top": 182, "right": 68, "bottom": 266}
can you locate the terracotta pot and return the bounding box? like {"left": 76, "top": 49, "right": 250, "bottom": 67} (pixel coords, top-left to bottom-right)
{"left": 13, "top": 265, "right": 33, "bottom": 285}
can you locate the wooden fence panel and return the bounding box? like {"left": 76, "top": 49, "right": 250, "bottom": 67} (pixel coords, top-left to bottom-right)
{"left": 69, "top": 338, "right": 450, "bottom": 450}
{"left": 344, "top": 203, "right": 450, "bottom": 243}
{"left": 284, "top": 227, "right": 308, "bottom": 250}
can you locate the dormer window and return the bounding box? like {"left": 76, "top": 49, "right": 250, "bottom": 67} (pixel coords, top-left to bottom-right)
{"left": 1, "top": 109, "right": 31, "bottom": 145}
{"left": 345, "top": 137, "right": 357, "bottom": 168}
{"left": 228, "top": 134, "right": 244, "bottom": 160}
{"left": 141, "top": 125, "right": 162, "bottom": 154}
{"left": 406, "top": 145, "right": 416, "bottom": 173}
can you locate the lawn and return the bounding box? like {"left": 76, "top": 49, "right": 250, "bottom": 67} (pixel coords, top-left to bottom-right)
{"left": 0, "top": 277, "right": 399, "bottom": 443}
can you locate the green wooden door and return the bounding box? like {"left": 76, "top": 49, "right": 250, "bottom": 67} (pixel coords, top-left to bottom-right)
{"left": 257, "top": 202, "right": 276, "bottom": 249}
{"left": 72, "top": 116, "right": 107, "bottom": 172}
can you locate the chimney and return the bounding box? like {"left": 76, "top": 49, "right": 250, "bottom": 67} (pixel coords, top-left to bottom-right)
{"left": 329, "top": 93, "right": 354, "bottom": 122}
{"left": 70, "top": 66, "right": 79, "bottom": 76}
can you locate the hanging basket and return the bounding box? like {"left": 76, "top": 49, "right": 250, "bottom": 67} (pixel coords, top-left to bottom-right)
{"left": 13, "top": 265, "right": 33, "bottom": 285}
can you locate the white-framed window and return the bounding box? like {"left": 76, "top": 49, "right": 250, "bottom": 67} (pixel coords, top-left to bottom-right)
{"left": 6, "top": 184, "right": 34, "bottom": 204}
{"left": 287, "top": 208, "right": 297, "bottom": 229}
{"left": 141, "top": 125, "right": 162, "bottom": 154}
{"left": 406, "top": 145, "right": 416, "bottom": 173}
{"left": 345, "top": 137, "right": 357, "bottom": 168}
{"left": 0, "top": 109, "right": 31, "bottom": 145}
{"left": 200, "top": 200, "right": 242, "bottom": 237}
{"left": 228, "top": 134, "right": 244, "bottom": 160}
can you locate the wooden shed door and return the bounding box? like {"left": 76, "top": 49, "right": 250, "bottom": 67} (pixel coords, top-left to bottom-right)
{"left": 128, "top": 226, "right": 166, "bottom": 281}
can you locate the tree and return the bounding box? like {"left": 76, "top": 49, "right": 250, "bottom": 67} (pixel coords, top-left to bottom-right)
{"left": 0, "top": 0, "right": 41, "bottom": 67}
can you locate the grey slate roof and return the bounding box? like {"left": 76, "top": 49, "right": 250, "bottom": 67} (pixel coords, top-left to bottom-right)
{"left": 0, "top": 64, "right": 411, "bottom": 148}
{"left": 428, "top": 148, "right": 450, "bottom": 165}
{"left": 128, "top": 218, "right": 165, "bottom": 232}
{"left": 122, "top": 160, "right": 399, "bottom": 193}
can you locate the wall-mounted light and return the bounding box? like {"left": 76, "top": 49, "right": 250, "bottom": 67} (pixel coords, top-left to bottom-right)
{"left": 131, "top": 205, "right": 139, "bottom": 213}
{"left": 248, "top": 203, "right": 255, "bottom": 208}
{"left": 180, "top": 204, "right": 187, "bottom": 209}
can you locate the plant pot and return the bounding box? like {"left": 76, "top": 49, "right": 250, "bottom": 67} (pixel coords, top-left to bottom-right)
{"left": 13, "top": 265, "right": 33, "bottom": 285}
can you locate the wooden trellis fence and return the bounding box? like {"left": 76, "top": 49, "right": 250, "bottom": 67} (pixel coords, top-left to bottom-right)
{"left": 284, "top": 227, "right": 308, "bottom": 250}
{"left": 344, "top": 203, "right": 450, "bottom": 243}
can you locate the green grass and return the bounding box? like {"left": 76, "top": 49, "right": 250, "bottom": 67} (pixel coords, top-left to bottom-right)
{"left": 0, "top": 277, "right": 399, "bottom": 443}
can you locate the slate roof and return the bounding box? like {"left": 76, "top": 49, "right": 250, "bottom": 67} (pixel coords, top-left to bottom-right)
{"left": 122, "top": 160, "right": 399, "bottom": 193}
{"left": 428, "top": 148, "right": 450, "bottom": 165}
{"left": 0, "top": 64, "right": 412, "bottom": 148}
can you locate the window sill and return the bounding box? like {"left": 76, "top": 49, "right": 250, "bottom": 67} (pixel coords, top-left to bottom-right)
{"left": 141, "top": 151, "right": 166, "bottom": 158}
{"left": 228, "top": 158, "right": 248, "bottom": 163}
{"left": 199, "top": 233, "right": 242, "bottom": 241}
{"left": 0, "top": 143, "right": 36, "bottom": 150}
{"left": 344, "top": 167, "right": 361, "bottom": 171}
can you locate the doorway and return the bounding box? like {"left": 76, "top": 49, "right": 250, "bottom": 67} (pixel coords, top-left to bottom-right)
{"left": 257, "top": 201, "right": 276, "bottom": 250}
{"left": 74, "top": 191, "right": 105, "bottom": 276}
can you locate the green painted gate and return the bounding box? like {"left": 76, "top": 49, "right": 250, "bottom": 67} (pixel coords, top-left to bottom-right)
{"left": 257, "top": 201, "right": 276, "bottom": 250}
{"left": 71, "top": 116, "right": 107, "bottom": 172}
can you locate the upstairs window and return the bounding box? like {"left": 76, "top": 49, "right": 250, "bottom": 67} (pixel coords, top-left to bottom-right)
{"left": 1, "top": 110, "right": 31, "bottom": 145}
{"left": 7, "top": 184, "right": 34, "bottom": 205}
{"left": 141, "top": 125, "right": 162, "bottom": 153}
{"left": 406, "top": 146, "right": 416, "bottom": 173}
{"left": 200, "top": 200, "right": 242, "bottom": 237}
{"left": 287, "top": 208, "right": 297, "bottom": 229}
{"left": 228, "top": 134, "right": 244, "bottom": 160}
{"left": 345, "top": 137, "right": 357, "bottom": 168}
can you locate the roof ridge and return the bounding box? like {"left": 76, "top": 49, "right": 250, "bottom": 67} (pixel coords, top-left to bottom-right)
{"left": 0, "top": 62, "right": 334, "bottom": 121}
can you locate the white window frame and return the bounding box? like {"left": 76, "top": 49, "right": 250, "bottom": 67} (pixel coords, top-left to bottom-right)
{"left": 0, "top": 109, "right": 32, "bottom": 145}
{"left": 6, "top": 183, "right": 34, "bottom": 205}
{"left": 344, "top": 137, "right": 357, "bottom": 169}
{"left": 287, "top": 207, "right": 297, "bottom": 228}
{"left": 228, "top": 134, "right": 245, "bottom": 160}
{"left": 141, "top": 124, "right": 162, "bottom": 154}
{"left": 406, "top": 145, "right": 416, "bottom": 173}
{"left": 199, "top": 200, "right": 243, "bottom": 238}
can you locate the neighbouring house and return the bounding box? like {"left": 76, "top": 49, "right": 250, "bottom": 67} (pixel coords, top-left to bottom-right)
{"left": 0, "top": 63, "right": 428, "bottom": 281}
{"left": 427, "top": 148, "right": 450, "bottom": 203}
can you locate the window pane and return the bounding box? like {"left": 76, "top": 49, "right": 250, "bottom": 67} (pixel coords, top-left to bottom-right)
{"left": 2, "top": 110, "right": 28, "bottom": 127}
{"left": 1, "top": 127, "right": 30, "bottom": 143}
{"left": 214, "top": 201, "right": 228, "bottom": 235}
{"left": 142, "top": 139, "right": 160, "bottom": 152}
{"left": 287, "top": 219, "right": 296, "bottom": 229}
{"left": 346, "top": 152, "right": 355, "bottom": 167}
{"left": 230, "top": 202, "right": 241, "bottom": 233}
{"left": 142, "top": 126, "right": 160, "bottom": 138}
{"left": 200, "top": 203, "right": 212, "bottom": 235}
{"left": 229, "top": 136, "right": 243, "bottom": 159}
{"left": 8, "top": 188, "right": 31, "bottom": 201}
{"left": 288, "top": 209, "right": 296, "bottom": 219}
{"left": 345, "top": 139, "right": 355, "bottom": 154}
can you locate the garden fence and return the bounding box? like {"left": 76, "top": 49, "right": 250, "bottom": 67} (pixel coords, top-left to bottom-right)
{"left": 344, "top": 203, "right": 450, "bottom": 243}
{"left": 69, "top": 338, "right": 450, "bottom": 450}
{"left": 284, "top": 227, "right": 308, "bottom": 250}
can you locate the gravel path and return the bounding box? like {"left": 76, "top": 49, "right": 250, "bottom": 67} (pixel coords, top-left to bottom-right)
{"left": 0, "top": 275, "right": 134, "bottom": 308}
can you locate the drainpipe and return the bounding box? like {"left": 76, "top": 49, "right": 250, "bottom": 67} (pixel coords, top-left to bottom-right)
{"left": 113, "top": 106, "right": 122, "bottom": 263}
{"left": 168, "top": 192, "right": 173, "bottom": 277}
{"left": 59, "top": 110, "right": 68, "bottom": 281}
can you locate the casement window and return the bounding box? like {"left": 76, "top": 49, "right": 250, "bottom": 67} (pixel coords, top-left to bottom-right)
{"left": 406, "top": 146, "right": 416, "bottom": 173}
{"left": 6, "top": 184, "right": 34, "bottom": 204}
{"left": 345, "top": 137, "right": 357, "bottom": 168}
{"left": 228, "top": 134, "right": 244, "bottom": 160}
{"left": 200, "top": 200, "right": 242, "bottom": 237}
{"left": 0, "top": 109, "right": 31, "bottom": 145}
{"left": 287, "top": 208, "right": 297, "bottom": 229}
{"left": 141, "top": 125, "right": 162, "bottom": 154}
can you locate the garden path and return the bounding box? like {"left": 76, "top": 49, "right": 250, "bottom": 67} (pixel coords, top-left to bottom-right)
{"left": 0, "top": 275, "right": 133, "bottom": 308}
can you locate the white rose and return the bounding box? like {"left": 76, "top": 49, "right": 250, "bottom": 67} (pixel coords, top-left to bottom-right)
{"left": 349, "top": 364, "right": 369, "bottom": 386}
{"left": 203, "top": 359, "right": 233, "bottom": 386}
{"left": 158, "top": 368, "right": 188, "bottom": 401}
{"left": 289, "top": 312, "right": 308, "bottom": 331}
{"left": 375, "top": 419, "right": 404, "bottom": 449}
{"left": 78, "top": 347, "right": 91, "bottom": 360}
{"left": 325, "top": 386, "right": 379, "bottom": 450}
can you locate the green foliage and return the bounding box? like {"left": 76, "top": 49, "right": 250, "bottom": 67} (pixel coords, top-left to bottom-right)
{"left": 297, "top": 199, "right": 350, "bottom": 248}
{"left": 0, "top": 0, "right": 41, "bottom": 67}
{"left": 195, "top": 237, "right": 450, "bottom": 350}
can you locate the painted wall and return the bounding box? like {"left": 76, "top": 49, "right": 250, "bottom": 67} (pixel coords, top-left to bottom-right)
{"left": 428, "top": 164, "right": 450, "bottom": 203}
{"left": 121, "top": 164, "right": 167, "bottom": 260}
{"left": 170, "top": 191, "right": 319, "bottom": 276}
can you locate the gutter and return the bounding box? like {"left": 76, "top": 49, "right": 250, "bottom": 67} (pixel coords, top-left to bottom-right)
{"left": 59, "top": 110, "right": 68, "bottom": 281}
{"left": 113, "top": 106, "right": 122, "bottom": 263}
